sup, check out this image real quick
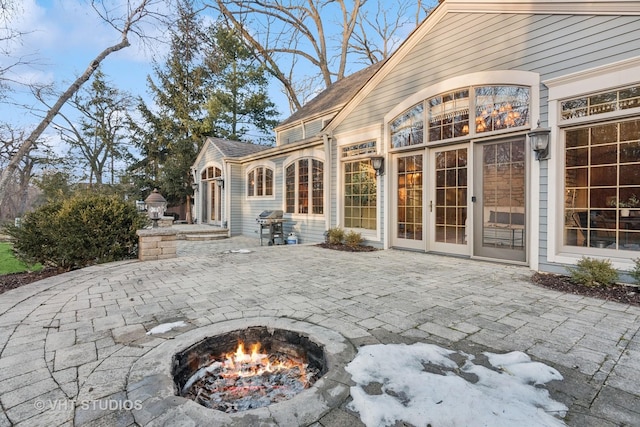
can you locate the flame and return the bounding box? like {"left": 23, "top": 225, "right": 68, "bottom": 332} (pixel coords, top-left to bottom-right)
{"left": 219, "top": 341, "right": 310, "bottom": 383}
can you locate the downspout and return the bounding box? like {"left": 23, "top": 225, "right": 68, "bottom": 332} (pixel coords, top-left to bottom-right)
{"left": 322, "top": 132, "right": 332, "bottom": 232}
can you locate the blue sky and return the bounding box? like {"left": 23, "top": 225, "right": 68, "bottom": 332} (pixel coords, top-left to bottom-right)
{"left": 2, "top": 0, "right": 171, "bottom": 131}
{"left": 1, "top": 0, "right": 429, "bottom": 154}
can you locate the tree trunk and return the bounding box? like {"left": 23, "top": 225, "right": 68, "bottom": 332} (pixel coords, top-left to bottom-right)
{"left": 0, "top": 0, "right": 151, "bottom": 203}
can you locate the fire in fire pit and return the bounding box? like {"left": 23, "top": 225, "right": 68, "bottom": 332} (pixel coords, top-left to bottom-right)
{"left": 173, "top": 327, "right": 326, "bottom": 413}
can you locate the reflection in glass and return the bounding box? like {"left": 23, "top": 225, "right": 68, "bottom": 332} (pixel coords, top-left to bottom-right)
{"left": 344, "top": 160, "right": 377, "bottom": 230}
{"left": 482, "top": 141, "right": 526, "bottom": 250}
{"left": 564, "top": 119, "right": 640, "bottom": 251}
{"left": 397, "top": 155, "right": 423, "bottom": 240}
{"left": 435, "top": 148, "right": 468, "bottom": 244}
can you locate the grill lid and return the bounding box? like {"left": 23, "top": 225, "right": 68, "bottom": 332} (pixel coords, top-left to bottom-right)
{"left": 257, "top": 210, "right": 283, "bottom": 219}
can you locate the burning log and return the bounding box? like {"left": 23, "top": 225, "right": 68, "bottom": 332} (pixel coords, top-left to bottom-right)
{"left": 182, "top": 340, "right": 320, "bottom": 413}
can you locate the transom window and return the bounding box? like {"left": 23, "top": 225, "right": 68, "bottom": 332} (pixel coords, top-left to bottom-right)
{"left": 561, "top": 85, "right": 640, "bottom": 120}
{"left": 285, "top": 159, "right": 323, "bottom": 214}
{"left": 247, "top": 167, "right": 273, "bottom": 197}
{"left": 201, "top": 166, "right": 221, "bottom": 180}
{"left": 391, "top": 85, "right": 530, "bottom": 148}
{"left": 475, "top": 86, "right": 529, "bottom": 133}
{"left": 342, "top": 141, "right": 377, "bottom": 157}
{"left": 344, "top": 160, "right": 377, "bottom": 230}
{"left": 391, "top": 103, "right": 424, "bottom": 148}
{"left": 429, "top": 89, "right": 469, "bottom": 142}
{"left": 564, "top": 118, "right": 640, "bottom": 251}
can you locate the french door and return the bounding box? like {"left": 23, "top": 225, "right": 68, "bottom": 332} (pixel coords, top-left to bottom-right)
{"left": 473, "top": 138, "right": 527, "bottom": 262}
{"left": 429, "top": 145, "right": 469, "bottom": 255}
{"left": 391, "top": 153, "right": 425, "bottom": 250}
{"left": 210, "top": 181, "right": 222, "bottom": 225}
{"left": 201, "top": 180, "right": 223, "bottom": 225}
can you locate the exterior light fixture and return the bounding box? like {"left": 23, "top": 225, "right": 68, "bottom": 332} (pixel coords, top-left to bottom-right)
{"left": 371, "top": 156, "right": 385, "bottom": 176}
{"left": 144, "top": 188, "right": 167, "bottom": 228}
{"left": 216, "top": 178, "right": 224, "bottom": 189}
{"left": 528, "top": 120, "right": 551, "bottom": 160}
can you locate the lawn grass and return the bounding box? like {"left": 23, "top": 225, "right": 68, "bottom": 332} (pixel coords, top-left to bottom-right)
{"left": 0, "top": 242, "right": 42, "bottom": 275}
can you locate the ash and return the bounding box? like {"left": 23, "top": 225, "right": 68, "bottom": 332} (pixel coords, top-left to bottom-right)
{"left": 183, "top": 352, "right": 320, "bottom": 413}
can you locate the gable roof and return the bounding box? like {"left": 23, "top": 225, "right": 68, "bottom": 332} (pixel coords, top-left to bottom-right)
{"left": 277, "top": 61, "right": 384, "bottom": 129}
{"left": 324, "top": 0, "right": 640, "bottom": 132}
{"left": 208, "top": 137, "right": 271, "bottom": 158}
{"left": 193, "top": 137, "right": 271, "bottom": 169}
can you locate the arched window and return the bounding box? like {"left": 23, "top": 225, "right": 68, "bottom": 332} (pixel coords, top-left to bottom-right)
{"left": 247, "top": 167, "right": 273, "bottom": 197}
{"left": 390, "top": 84, "right": 531, "bottom": 148}
{"left": 285, "top": 159, "right": 323, "bottom": 214}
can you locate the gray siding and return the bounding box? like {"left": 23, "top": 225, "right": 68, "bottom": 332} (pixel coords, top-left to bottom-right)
{"left": 234, "top": 155, "right": 327, "bottom": 245}
{"left": 333, "top": 11, "right": 640, "bottom": 261}
{"left": 304, "top": 119, "right": 323, "bottom": 139}
{"left": 279, "top": 126, "right": 303, "bottom": 145}
{"left": 338, "top": 13, "right": 640, "bottom": 132}
{"left": 229, "top": 163, "right": 244, "bottom": 236}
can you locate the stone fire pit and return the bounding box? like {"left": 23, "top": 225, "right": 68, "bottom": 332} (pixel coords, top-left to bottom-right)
{"left": 127, "top": 317, "right": 355, "bottom": 426}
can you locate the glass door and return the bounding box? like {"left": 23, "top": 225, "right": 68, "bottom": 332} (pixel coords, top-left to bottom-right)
{"left": 430, "top": 145, "right": 469, "bottom": 255}
{"left": 210, "top": 181, "right": 222, "bottom": 225}
{"left": 391, "top": 153, "right": 425, "bottom": 250}
{"left": 473, "top": 138, "right": 527, "bottom": 262}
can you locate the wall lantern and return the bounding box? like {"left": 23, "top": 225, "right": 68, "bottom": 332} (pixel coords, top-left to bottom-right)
{"left": 371, "top": 156, "right": 385, "bottom": 176}
{"left": 191, "top": 182, "right": 198, "bottom": 191}
{"left": 216, "top": 178, "right": 224, "bottom": 189}
{"left": 144, "top": 188, "right": 167, "bottom": 228}
{"left": 528, "top": 121, "right": 551, "bottom": 161}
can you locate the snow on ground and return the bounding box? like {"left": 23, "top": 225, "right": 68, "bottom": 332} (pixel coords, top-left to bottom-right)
{"left": 146, "top": 321, "right": 188, "bottom": 335}
{"left": 345, "top": 343, "right": 567, "bottom": 427}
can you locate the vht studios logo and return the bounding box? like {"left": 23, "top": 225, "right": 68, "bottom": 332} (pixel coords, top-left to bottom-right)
{"left": 34, "top": 399, "right": 143, "bottom": 411}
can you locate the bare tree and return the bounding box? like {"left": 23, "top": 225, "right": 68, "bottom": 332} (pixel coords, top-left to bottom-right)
{"left": 0, "top": 124, "right": 45, "bottom": 219}
{"left": 0, "top": 0, "right": 164, "bottom": 205}
{"left": 207, "top": 0, "right": 436, "bottom": 112}
{"left": 349, "top": 1, "right": 423, "bottom": 65}
{"left": 51, "top": 69, "right": 133, "bottom": 186}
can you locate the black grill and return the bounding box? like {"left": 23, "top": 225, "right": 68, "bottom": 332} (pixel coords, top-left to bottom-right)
{"left": 256, "top": 210, "right": 285, "bottom": 245}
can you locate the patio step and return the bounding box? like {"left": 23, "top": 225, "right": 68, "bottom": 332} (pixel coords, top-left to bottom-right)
{"left": 183, "top": 233, "right": 228, "bottom": 241}
{"left": 174, "top": 226, "right": 229, "bottom": 241}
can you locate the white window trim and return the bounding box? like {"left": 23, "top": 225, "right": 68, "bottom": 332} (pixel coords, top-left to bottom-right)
{"left": 245, "top": 160, "right": 276, "bottom": 201}
{"left": 199, "top": 164, "right": 223, "bottom": 181}
{"left": 383, "top": 70, "right": 542, "bottom": 260}
{"left": 335, "top": 125, "right": 383, "bottom": 242}
{"left": 283, "top": 148, "right": 326, "bottom": 218}
{"left": 384, "top": 70, "right": 541, "bottom": 152}
{"left": 545, "top": 56, "right": 640, "bottom": 270}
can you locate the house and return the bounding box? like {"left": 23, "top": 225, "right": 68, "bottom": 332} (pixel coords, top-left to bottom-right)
{"left": 192, "top": 0, "right": 640, "bottom": 279}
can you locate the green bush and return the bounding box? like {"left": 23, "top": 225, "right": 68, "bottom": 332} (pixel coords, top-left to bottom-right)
{"left": 630, "top": 258, "right": 640, "bottom": 285}
{"left": 567, "top": 257, "right": 619, "bottom": 287}
{"left": 326, "top": 227, "right": 345, "bottom": 245}
{"left": 3, "top": 193, "right": 148, "bottom": 271}
{"left": 344, "top": 230, "right": 364, "bottom": 248}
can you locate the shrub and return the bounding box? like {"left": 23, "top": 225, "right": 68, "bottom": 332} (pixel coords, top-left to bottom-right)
{"left": 326, "top": 227, "right": 345, "bottom": 245}
{"left": 3, "top": 193, "right": 148, "bottom": 271}
{"left": 344, "top": 230, "right": 364, "bottom": 248}
{"left": 630, "top": 258, "right": 640, "bottom": 285}
{"left": 566, "top": 257, "right": 619, "bottom": 287}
